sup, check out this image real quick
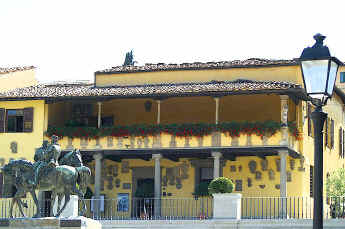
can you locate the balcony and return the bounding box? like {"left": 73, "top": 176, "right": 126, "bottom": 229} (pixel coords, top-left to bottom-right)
{"left": 45, "top": 121, "right": 299, "bottom": 152}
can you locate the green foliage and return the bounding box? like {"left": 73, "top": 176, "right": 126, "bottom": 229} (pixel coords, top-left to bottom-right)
{"left": 123, "top": 50, "right": 135, "bottom": 66}
{"left": 326, "top": 168, "right": 345, "bottom": 197}
{"left": 46, "top": 121, "right": 298, "bottom": 139}
{"left": 193, "top": 182, "right": 211, "bottom": 196}
{"left": 208, "top": 177, "right": 234, "bottom": 194}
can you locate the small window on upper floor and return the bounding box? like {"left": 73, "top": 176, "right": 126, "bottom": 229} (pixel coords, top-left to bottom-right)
{"left": 340, "top": 72, "right": 345, "bottom": 83}
{"left": 0, "top": 107, "right": 33, "bottom": 133}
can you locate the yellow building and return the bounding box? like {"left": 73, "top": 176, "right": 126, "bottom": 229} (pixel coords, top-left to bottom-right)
{"left": 0, "top": 59, "right": 344, "bottom": 218}
{"left": 0, "top": 66, "right": 37, "bottom": 92}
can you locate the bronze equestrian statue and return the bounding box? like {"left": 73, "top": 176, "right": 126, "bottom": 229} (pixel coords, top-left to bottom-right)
{"left": 1, "top": 136, "right": 91, "bottom": 218}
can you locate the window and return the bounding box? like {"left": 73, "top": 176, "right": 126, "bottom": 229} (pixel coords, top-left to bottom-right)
{"left": 325, "top": 118, "right": 334, "bottom": 149}
{"left": 7, "top": 109, "right": 24, "bottom": 132}
{"left": 0, "top": 107, "right": 33, "bottom": 133}
{"left": 339, "top": 127, "right": 343, "bottom": 158}
{"left": 310, "top": 165, "right": 314, "bottom": 198}
{"left": 340, "top": 72, "right": 345, "bottom": 83}
{"left": 200, "top": 167, "right": 213, "bottom": 184}
{"left": 308, "top": 103, "right": 314, "bottom": 138}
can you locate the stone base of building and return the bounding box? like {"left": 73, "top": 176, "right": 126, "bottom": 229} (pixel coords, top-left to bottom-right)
{"left": 0, "top": 216, "right": 101, "bottom": 229}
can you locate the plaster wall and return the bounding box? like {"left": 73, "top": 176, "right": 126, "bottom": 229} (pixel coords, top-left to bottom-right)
{"left": 0, "top": 69, "right": 37, "bottom": 92}
{"left": 95, "top": 66, "right": 302, "bottom": 87}
{"left": 0, "top": 100, "right": 45, "bottom": 163}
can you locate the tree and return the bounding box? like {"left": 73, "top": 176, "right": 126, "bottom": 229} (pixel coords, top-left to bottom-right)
{"left": 123, "top": 50, "right": 136, "bottom": 66}
{"left": 326, "top": 168, "right": 345, "bottom": 218}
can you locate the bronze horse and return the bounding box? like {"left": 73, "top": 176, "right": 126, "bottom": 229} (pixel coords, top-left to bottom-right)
{"left": 1, "top": 150, "right": 90, "bottom": 218}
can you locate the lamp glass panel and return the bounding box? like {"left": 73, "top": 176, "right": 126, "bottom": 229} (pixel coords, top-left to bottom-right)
{"left": 301, "top": 60, "right": 329, "bottom": 96}
{"left": 326, "top": 60, "right": 339, "bottom": 95}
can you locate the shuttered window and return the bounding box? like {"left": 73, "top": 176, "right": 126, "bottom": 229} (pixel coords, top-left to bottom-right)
{"left": 0, "top": 108, "right": 4, "bottom": 133}
{"left": 307, "top": 104, "right": 314, "bottom": 138}
{"left": 0, "top": 173, "right": 2, "bottom": 198}
{"left": 331, "top": 119, "right": 334, "bottom": 149}
{"left": 325, "top": 118, "right": 334, "bottom": 149}
{"left": 343, "top": 129, "right": 345, "bottom": 158}
{"left": 339, "top": 128, "right": 343, "bottom": 158}
{"left": 310, "top": 165, "right": 314, "bottom": 198}
{"left": 23, "top": 107, "right": 34, "bottom": 132}
{"left": 325, "top": 118, "right": 328, "bottom": 147}
{"left": 0, "top": 107, "right": 33, "bottom": 133}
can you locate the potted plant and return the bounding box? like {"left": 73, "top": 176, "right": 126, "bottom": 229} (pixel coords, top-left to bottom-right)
{"left": 208, "top": 177, "right": 242, "bottom": 220}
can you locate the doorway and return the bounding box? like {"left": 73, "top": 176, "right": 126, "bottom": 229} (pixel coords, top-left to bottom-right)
{"left": 135, "top": 178, "right": 154, "bottom": 217}
{"left": 132, "top": 167, "right": 155, "bottom": 218}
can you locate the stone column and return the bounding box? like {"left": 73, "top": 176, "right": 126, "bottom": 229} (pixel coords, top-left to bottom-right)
{"left": 152, "top": 154, "right": 162, "bottom": 217}
{"left": 214, "top": 97, "right": 220, "bottom": 124}
{"left": 212, "top": 152, "right": 222, "bottom": 178}
{"left": 43, "top": 104, "right": 49, "bottom": 132}
{"left": 97, "top": 102, "right": 102, "bottom": 128}
{"left": 279, "top": 150, "right": 288, "bottom": 218}
{"left": 280, "top": 95, "right": 289, "bottom": 145}
{"left": 157, "top": 100, "right": 161, "bottom": 124}
{"left": 93, "top": 153, "right": 103, "bottom": 218}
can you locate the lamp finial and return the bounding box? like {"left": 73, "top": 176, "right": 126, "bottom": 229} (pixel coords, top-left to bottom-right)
{"left": 312, "top": 33, "right": 326, "bottom": 48}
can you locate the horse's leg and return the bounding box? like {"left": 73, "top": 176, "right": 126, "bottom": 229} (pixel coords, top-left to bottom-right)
{"left": 30, "top": 190, "right": 41, "bottom": 218}
{"left": 16, "top": 198, "right": 26, "bottom": 217}
{"left": 50, "top": 191, "right": 57, "bottom": 217}
{"left": 56, "top": 193, "right": 70, "bottom": 217}
{"left": 73, "top": 186, "right": 86, "bottom": 216}
{"left": 9, "top": 198, "right": 15, "bottom": 218}
{"left": 57, "top": 194, "right": 63, "bottom": 214}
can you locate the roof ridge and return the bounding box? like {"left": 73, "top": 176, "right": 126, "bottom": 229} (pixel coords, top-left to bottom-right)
{"left": 96, "top": 58, "right": 300, "bottom": 74}
{"left": 0, "top": 66, "right": 35, "bottom": 74}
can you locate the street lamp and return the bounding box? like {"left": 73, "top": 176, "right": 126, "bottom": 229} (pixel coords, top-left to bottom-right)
{"left": 299, "top": 34, "right": 342, "bottom": 229}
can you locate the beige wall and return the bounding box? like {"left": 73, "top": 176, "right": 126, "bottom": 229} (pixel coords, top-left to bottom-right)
{"left": 95, "top": 65, "right": 302, "bottom": 87}
{"left": 0, "top": 69, "right": 37, "bottom": 92}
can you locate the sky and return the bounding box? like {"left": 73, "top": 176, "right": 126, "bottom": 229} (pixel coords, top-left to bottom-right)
{"left": 1, "top": 0, "right": 345, "bottom": 82}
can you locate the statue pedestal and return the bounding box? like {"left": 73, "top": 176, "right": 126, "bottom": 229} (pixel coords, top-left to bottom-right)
{"left": 0, "top": 217, "right": 101, "bottom": 229}
{"left": 53, "top": 195, "right": 79, "bottom": 217}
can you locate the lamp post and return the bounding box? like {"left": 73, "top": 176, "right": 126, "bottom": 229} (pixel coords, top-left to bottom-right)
{"left": 299, "top": 34, "right": 342, "bottom": 229}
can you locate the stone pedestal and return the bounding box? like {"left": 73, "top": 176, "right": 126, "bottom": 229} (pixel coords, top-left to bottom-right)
{"left": 0, "top": 217, "right": 101, "bottom": 229}
{"left": 53, "top": 195, "right": 78, "bottom": 218}
{"left": 213, "top": 193, "right": 242, "bottom": 219}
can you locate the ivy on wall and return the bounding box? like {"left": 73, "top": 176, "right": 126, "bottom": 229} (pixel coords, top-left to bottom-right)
{"left": 46, "top": 121, "right": 300, "bottom": 140}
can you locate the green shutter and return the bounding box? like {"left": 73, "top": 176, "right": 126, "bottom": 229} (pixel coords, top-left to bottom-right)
{"left": 0, "top": 108, "right": 4, "bottom": 133}
{"left": 23, "top": 107, "right": 34, "bottom": 132}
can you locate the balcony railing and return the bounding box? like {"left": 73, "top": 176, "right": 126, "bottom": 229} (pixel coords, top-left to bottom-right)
{"left": 46, "top": 121, "right": 299, "bottom": 151}
{"left": 0, "top": 196, "right": 343, "bottom": 220}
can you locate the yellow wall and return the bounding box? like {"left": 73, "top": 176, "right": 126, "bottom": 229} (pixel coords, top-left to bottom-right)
{"left": 0, "top": 100, "right": 45, "bottom": 165}
{"left": 54, "top": 94, "right": 286, "bottom": 127}
{"left": 0, "top": 69, "right": 37, "bottom": 92}
{"left": 95, "top": 66, "right": 302, "bottom": 87}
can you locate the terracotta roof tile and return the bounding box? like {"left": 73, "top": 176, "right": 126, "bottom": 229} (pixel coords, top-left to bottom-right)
{"left": 0, "top": 66, "right": 35, "bottom": 74}
{"left": 0, "top": 79, "right": 301, "bottom": 100}
{"left": 96, "top": 58, "right": 299, "bottom": 74}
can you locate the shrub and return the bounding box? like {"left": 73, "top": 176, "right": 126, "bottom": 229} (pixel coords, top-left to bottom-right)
{"left": 208, "top": 177, "right": 234, "bottom": 194}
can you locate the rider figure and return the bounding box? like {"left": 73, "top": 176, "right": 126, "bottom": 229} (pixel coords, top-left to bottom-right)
{"left": 32, "top": 135, "right": 61, "bottom": 186}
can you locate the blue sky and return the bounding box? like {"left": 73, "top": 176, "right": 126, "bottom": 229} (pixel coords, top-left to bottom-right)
{"left": 1, "top": 0, "right": 345, "bottom": 82}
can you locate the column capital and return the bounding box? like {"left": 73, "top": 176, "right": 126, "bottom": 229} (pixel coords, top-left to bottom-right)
{"left": 152, "top": 154, "right": 162, "bottom": 160}
{"left": 212, "top": 152, "right": 222, "bottom": 159}
{"left": 93, "top": 152, "right": 103, "bottom": 160}
{"left": 278, "top": 150, "right": 288, "bottom": 158}
{"left": 280, "top": 95, "right": 289, "bottom": 100}
{"left": 97, "top": 101, "right": 103, "bottom": 105}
